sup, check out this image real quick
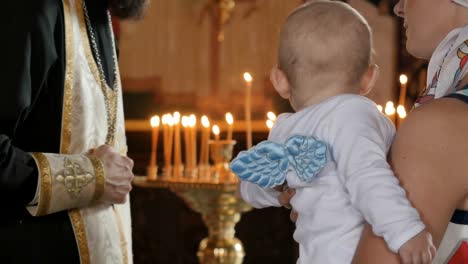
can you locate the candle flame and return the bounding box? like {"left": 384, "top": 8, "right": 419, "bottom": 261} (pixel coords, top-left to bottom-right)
{"left": 267, "top": 111, "right": 277, "bottom": 121}
{"left": 376, "top": 105, "right": 383, "bottom": 113}
{"left": 173, "top": 112, "right": 181, "bottom": 124}
{"left": 189, "top": 114, "right": 197, "bottom": 127}
{"left": 181, "top": 116, "right": 189, "bottom": 127}
{"left": 243, "top": 72, "right": 253, "bottom": 83}
{"left": 397, "top": 105, "right": 407, "bottom": 119}
{"left": 161, "top": 114, "right": 168, "bottom": 125}
{"left": 385, "top": 101, "right": 396, "bottom": 116}
{"left": 399, "top": 74, "right": 408, "bottom": 85}
{"left": 266, "top": 119, "right": 274, "bottom": 129}
{"left": 201, "top": 115, "right": 210, "bottom": 128}
{"left": 225, "top": 112, "right": 234, "bottom": 125}
{"left": 212, "top": 125, "right": 220, "bottom": 136}
{"left": 150, "top": 115, "right": 160, "bottom": 127}
{"left": 167, "top": 114, "right": 174, "bottom": 126}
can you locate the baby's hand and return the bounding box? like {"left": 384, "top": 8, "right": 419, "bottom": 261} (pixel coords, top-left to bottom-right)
{"left": 398, "top": 230, "right": 436, "bottom": 264}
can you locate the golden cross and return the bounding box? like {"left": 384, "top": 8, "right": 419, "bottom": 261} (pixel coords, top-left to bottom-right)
{"left": 56, "top": 158, "right": 94, "bottom": 198}
{"left": 198, "top": 0, "right": 259, "bottom": 94}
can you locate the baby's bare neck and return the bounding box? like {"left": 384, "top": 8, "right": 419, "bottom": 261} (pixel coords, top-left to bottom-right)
{"left": 293, "top": 83, "right": 359, "bottom": 111}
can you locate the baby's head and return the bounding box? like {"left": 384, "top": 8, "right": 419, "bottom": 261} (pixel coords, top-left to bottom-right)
{"left": 271, "top": 0, "right": 379, "bottom": 111}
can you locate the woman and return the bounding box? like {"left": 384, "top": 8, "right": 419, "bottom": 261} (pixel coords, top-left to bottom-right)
{"left": 280, "top": 0, "right": 468, "bottom": 263}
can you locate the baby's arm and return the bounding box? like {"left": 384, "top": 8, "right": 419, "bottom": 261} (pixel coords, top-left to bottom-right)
{"left": 235, "top": 113, "right": 293, "bottom": 209}
{"left": 325, "top": 98, "right": 429, "bottom": 254}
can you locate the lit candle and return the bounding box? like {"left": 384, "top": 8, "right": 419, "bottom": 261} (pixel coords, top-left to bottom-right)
{"left": 266, "top": 119, "right": 274, "bottom": 131}
{"left": 162, "top": 114, "right": 168, "bottom": 149}
{"left": 225, "top": 112, "right": 234, "bottom": 141}
{"left": 244, "top": 72, "right": 253, "bottom": 149}
{"left": 173, "top": 112, "right": 182, "bottom": 171}
{"left": 212, "top": 125, "right": 221, "bottom": 182}
{"left": 162, "top": 114, "right": 168, "bottom": 169}
{"left": 182, "top": 116, "right": 191, "bottom": 170}
{"left": 200, "top": 116, "right": 210, "bottom": 165}
{"left": 148, "top": 115, "right": 160, "bottom": 180}
{"left": 189, "top": 114, "right": 197, "bottom": 170}
{"left": 267, "top": 111, "right": 277, "bottom": 122}
{"left": 398, "top": 74, "right": 408, "bottom": 107}
{"left": 162, "top": 114, "right": 174, "bottom": 173}
{"left": 384, "top": 101, "right": 396, "bottom": 125}
{"left": 212, "top": 125, "right": 220, "bottom": 141}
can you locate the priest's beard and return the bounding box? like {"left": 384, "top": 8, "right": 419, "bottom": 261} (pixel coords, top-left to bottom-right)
{"left": 109, "top": 0, "right": 148, "bottom": 19}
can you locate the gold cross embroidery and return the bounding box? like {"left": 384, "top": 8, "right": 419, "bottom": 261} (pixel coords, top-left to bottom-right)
{"left": 56, "top": 158, "right": 95, "bottom": 199}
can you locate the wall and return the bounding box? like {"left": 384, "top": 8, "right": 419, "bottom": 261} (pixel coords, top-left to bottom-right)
{"left": 119, "top": 0, "right": 399, "bottom": 112}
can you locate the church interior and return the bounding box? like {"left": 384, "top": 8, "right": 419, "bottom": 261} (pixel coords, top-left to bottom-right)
{"left": 117, "top": 0, "right": 426, "bottom": 263}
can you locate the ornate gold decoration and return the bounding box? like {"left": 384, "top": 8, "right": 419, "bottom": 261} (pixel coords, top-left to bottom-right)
{"left": 62, "top": 2, "right": 92, "bottom": 263}
{"left": 76, "top": 0, "right": 119, "bottom": 146}
{"left": 69, "top": 209, "right": 91, "bottom": 264}
{"left": 209, "top": 140, "right": 236, "bottom": 182}
{"left": 56, "top": 158, "right": 95, "bottom": 198}
{"left": 134, "top": 140, "right": 251, "bottom": 264}
{"left": 62, "top": 1, "right": 127, "bottom": 263}
{"left": 60, "top": 0, "right": 75, "bottom": 154}
{"left": 134, "top": 177, "right": 251, "bottom": 264}
{"left": 89, "top": 156, "right": 105, "bottom": 203}
{"left": 31, "top": 153, "right": 53, "bottom": 216}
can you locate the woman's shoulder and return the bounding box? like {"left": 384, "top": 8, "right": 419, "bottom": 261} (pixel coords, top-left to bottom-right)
{"left": 400, "top": 97, "right": 468, "bottom": 136}
{"left": 392, "top": 97, "right": 468, "bottom": 193}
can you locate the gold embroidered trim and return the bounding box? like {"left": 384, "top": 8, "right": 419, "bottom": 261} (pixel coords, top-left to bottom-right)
{"left": 89, "top": 157, "right": 105, "bottom": 203}
{"left": 63, "top": 2, "right": 90, "bottom": 263}
{"left": 31, "top": 153, "right": 52, "bottom": 216}
{"left": 76, "top": 0, "right": 119, "bottom": 146}
{"left": 69, "top": 209, "right": 90, "bottom": 264}
{"left": 60, "top": 0, "right": 74, "bottom": 154}
{"left": 114, "top": 206, "right": 129, "bottom": 264}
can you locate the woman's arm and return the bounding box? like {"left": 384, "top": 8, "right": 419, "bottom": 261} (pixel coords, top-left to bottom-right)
{"left": 352, "top": 98, "right": 468, "bottom": 263}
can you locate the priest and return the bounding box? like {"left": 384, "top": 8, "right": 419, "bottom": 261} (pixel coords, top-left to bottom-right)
{"left": 0, "top": 0, "right": 147, "bottom": 263}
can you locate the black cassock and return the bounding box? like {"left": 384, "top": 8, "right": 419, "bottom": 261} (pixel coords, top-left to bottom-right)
{"left": 0, "top": 0, "right": 116, "bottom": 262}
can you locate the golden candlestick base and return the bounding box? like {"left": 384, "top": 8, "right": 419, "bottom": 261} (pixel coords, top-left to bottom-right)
{"left": 179, "top": 181, "right": 250, "bottom": 264}
{"left": 134, "top": 177, "right": 251, "bottom": 264}
{"left": 135, "top": 140, "right": 251, "bottom": 263}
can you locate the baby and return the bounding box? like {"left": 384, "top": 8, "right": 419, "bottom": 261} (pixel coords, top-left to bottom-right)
{"left": 230, "top": 1, "right": 435, "bottom": 263}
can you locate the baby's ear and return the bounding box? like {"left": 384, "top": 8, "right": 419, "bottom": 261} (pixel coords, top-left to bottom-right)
{"left": 359, "top": 64, "right": 380, "bottom": 96}
{"left": 270, "top": 66, "right": 292, "bottom": 99}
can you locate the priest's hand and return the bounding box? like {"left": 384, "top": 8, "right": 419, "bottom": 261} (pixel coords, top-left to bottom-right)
{"left": 89, "top": 145, "right": 134, "bottom": 204}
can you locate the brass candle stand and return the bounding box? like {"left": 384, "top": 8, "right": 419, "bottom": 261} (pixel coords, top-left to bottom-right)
{"left": 134, "top": 140, "right": 252, "bottom": 264}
